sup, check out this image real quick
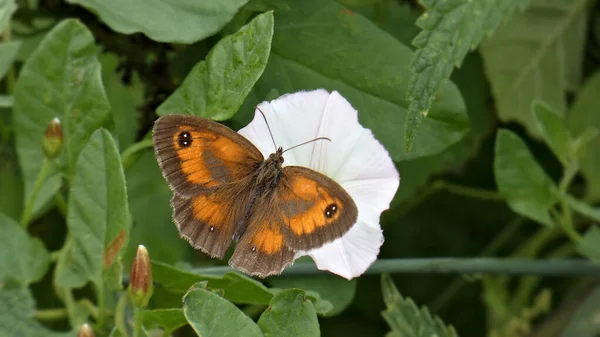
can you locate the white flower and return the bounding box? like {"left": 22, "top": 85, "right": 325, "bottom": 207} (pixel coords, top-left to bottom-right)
{"left": 238, "top": 89, "right": 400, "bottom": 279}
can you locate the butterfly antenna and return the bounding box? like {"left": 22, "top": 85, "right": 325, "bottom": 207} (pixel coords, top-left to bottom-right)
{"left": 256, "top": 106, "right": 278, "bottom": 151}
{"left": 282, "top": 137, "right": 331, "bottom": 154}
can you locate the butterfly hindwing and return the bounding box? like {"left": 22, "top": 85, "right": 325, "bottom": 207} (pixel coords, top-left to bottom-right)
{"left": 276, "top": 166, "right": 358, "bottom": 251}
{"left": 153, "top": 114, "right": 264, "bottom": 197}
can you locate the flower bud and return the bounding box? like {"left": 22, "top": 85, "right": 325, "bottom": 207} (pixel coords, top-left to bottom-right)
{"left": 43, "top": 117, "right": 63, "bottom": 158}
{"left": 77, "top": 323, "right": 95, "bottom": 337}
{"left": 128, "top": 245, "right": 153, "bottom": 308}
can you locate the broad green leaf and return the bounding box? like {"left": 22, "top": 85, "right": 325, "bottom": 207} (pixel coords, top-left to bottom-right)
{"left": 569, "top": 72, "right": 600, "bottom": 202}
{"left": 0, "top": 41, "right": 20, "bottom": 79}
{"left": 0, "top": 288, "right": 74, "bottom": 337}
{"left": 143, "top": 308, "right": 187, "bottom": 333}
{"left": 241, "top": 0, "right": 468, "bottom": 161}
{"left": 481, "top": 0, "right": 588, "bottom": 138}
{"left": 55, "top": 129, "right": 130, "bottom": 288}
{"left": 494, "top": 130, "right": 557, "bottom": 226}
{"left": 0, "top": 95, "right": 12, "bottom": 108}
{"left": 157, "top": 11, "right": 273, "bottom": 120}
{"left": 565, "top": 195, "right": 600, "bottom": 223}
{"left": 0, "top": 0, "right": 16, "bottom": 32}
{"left": 257, "top": 289, "right": 320, "bottom": 337}
{"left": 125, "top": 150, "right": 193, "bottom": 267}
{"left": 269, "top": 275, "right": 356, "bottom": 316}
{"left": 0, "top": 213, "right": 50, "bottom": 286}
{"left": 100, "top": 53, "right": 143, "bottom": 150}
{"left": 381, "top": 274, "right": 458, "bottom": 337}
{"left": 532, "top": 101, "right": 572, "bottom": 165}
{"left": 561, "top": 285, "right": 600, "bottom": 337}
{"left": 66, "top": 0, "right": 249, "bottom": 44}
{"left": 13, "top": 19, "right": 111, "bottom": 216}
{"left": 577, "top": 227, "right": 600, "bottom": 261}
{"left": 405, "top": 0, "right": 525, "bottom": 151}
{"left": 152, "top": 261, "right": 275, "bottom": 305}
{"left": 183, "top": 287, "right": 263, "bottom": 337}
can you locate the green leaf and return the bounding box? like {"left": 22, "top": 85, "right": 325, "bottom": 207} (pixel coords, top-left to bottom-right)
{"left": 100, "top": 53, "right": 143, "bottom": 150}
{"left": 0, "top": 288, "right": 73, "bottom": 337}
{"left": 494, "top": 130, "right": 557, "bottom": 226}
{"left": 532, "top": 101, "right": 572, "bottom": 165}
{"left": 240, "top": 0, "right": 468, "bottom": 161}
{"left": 66, "top": 0, "right": 249, "bottom": 44}
{"left": 565, "top": 195, "right": 600, "bottom": 223}
{"left": 143, "top": 308, "right": 188, "bottom": 333}
{"left": 125, "top": 150, "right": 193, "bottom": 267}
{"left": 404, "top": 0, "right": 525, "bottom": 151}
{"left": 269, "top": 275, "right": 356, "bottom": 316}
{"left": 481, "top": 0, "right": 588, "bottom": 138}
{"left": 0, "top": 41, "right": 20, "bottom": 80}
{"left": 0, "top": 213, "right": 50, "bottom": 286}
{"left": 183, "top": 286, "right": 263, "bottom": 337}
{"left": 157, "top": 11, "right": 273, "bottom": 120}
{"left": 152, "top": 261, "right": 275, "bottom": 305}
{"left": 381, "top": 274, "right": 458, "bottom": 337}
{"left": 569, "top": 72, "right": 600, "bottom": 202}
{"left": 13, "top": 19, "right": 111, "bottom": 216}
{"left": 55, "top": 129, "right": 130, "bottom": 288}
{"left": 561, "top": 285, "right": 600, "bottom": 337}
{"left": 0, "top": 95, "right": 13, "bottom": 108}
{"left": 0, "top": 0, "right": 16, "bottom": 32}
{"left": 257, "top": 289, "right": 320, "bottom": 337}
{"left": 577, "top": 226, "right": 600, "bottom": 261}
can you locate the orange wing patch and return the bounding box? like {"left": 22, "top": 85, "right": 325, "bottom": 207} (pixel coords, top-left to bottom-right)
{"left": 191, "top": 194, "right": 227, "bottom": 229}
{"left": 251, "top": 227, "right": 285, "bottom": 255}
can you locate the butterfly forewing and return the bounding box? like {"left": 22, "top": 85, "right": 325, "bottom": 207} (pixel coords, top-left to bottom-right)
{"left": 276, "top": 166, "right": 358, "bottom": 251}
{"left": 153, "top": 114, "right": 264, "bottom": 197}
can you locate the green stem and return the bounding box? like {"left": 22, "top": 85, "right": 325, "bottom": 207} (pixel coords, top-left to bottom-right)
{"left": 94, "top": 280, "right": 106, "bottom": 328}
{"left": 35, "top": 308, "right": 69, "bottom": 321}
{"left": 184, "top": 257, "right": 600, "bottom": 277}
{"left": 121, "top": 139, "right": 153, "bottom": 170}
{"left": 432, "top": 180, "right": 504, "bottom": 201}
{"left": 54, "top": 193, "right": 68, "bottom": 217}
{"left": 20, "top": 157, "right": 52, "bottom": 228}
{"left": 114, "top": 293, "right": 129, "bottom": 336}
{"left": 133, "top": 307, "right": 144, "bottom": 337}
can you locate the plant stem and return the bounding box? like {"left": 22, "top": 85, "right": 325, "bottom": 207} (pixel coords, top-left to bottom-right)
{"left": 186, "top": 257, "right": 600, "bottom": 277}
{"left": 133, "top": 307, "right": 144, "bottom": 337}
{"left": 432, "top": 180, "right": 504, "bottom": 201}
{"left": 36, "top": 308, "right": 69, "bottom": 321}
{"left": 114, "top": 293, "right": 129, "bottom": 336}
{"left": 54, "top": 193, "right": 68, "bottom": 217}
{"left": 20, "top": 157, "right": 52, "bottom": 228}
{"left": 121, "top": 138, "right": 153, "bottom": 170}
{"left": 94, "top": 280, "right": 106, "bottom": 328}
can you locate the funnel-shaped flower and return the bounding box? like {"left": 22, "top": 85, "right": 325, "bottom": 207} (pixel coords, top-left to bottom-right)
{"left": 43, "top": 117, "right": 63, "bottom": 158}
{"left": 238, "top": 89, "right": 400, "bottom": 279}
{"left": 128, "top": 245, "right": 153, "bottom": 308}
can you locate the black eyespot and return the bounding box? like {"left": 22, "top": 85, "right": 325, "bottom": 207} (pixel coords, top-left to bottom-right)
{"left": 178, "top": 131, "right": 192, "bottom": 147}
{"left": 324, "top": 204, "right": 338, "bottom": 218}
{"left": 209, "top": 226, "right": 215, "bottom": 232}
{"left": 251, "top": 246, "right": 257, "bottom": 252}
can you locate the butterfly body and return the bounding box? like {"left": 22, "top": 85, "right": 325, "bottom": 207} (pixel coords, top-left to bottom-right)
{"left": 153, "top": 114, "right": 358, "bottom": 277}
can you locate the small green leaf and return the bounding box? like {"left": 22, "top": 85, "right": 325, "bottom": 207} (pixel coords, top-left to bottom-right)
{"left": 494, "top": 130, "right": 557, "bottom": 226}
{"left": 0, "top": 288, "right": 71, "bottom": 337}
{"left": 143, "top": 308, "right": 187, "bottom": 334}
{"left": 183, "top": 287, "right": 263, "bottom": 337}
{"left": 100, "top": 53, "right": 143, "bottom": 150}
{"left": 55, "top": 129, "right": 130, "bottom": 288}
{"left": 157, "top": 11, "right": 273, "bottom": 120}
{"left": 569, "top": 72, "right": 600, "bottom": 202}
{"left": 404, "top": 0, "right": 525, "bottom": 151}
{"left": 0, "top": 0, "right": 16, "bottom": 32}
{"left": 381, "top": 274, "right": 458, "bottom": 337}
{"left": 561, "top": 285, "right": 600, "bottom": 337}
{"left": 13, "top": 19, "right": 111, "bottom": 216}
{"left": 257, "top": 289, "right": 320, "bottom": 337}
{"left": 532, "top": 101, "right": 572, "bottom": 165}
{"left": 242, "top": 0, "right": 468, "bottom": 161}
{"left": 565, "top": 195, "right": 600, "bottom": 223}
{"left": 152, "top": 261, "right": 275, "bottom": 305}
{"left": 269, "top": 275, "right": 356, "bottom": 316}
{"left": 0, "top": 213, "right": 50, "bottom": 286}
{"left": 66, "top": 0, "right": 249, "bottom": 44}
{"left": 577, "top": 227, "right": 600, "bottom": 261}
{"left": 481, "top": 0, "right": 588, "bottom": 138}
{"left": 0, "top": 41, "right": 20, "bottom": 80}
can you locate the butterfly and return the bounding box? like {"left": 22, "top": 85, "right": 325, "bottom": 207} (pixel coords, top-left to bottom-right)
{"left": 152, "top": 113, "right": 358, "bottom": 277}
